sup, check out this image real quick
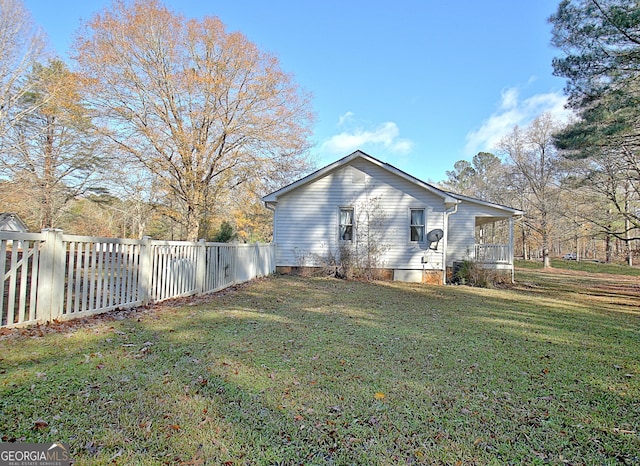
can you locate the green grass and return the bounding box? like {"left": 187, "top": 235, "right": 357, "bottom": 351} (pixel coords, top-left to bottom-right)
{"left": 1, "top": 270, "right": 639, "bottom": 465}
{"left": 516, "top": 258, "right": 640, "bottom": 276}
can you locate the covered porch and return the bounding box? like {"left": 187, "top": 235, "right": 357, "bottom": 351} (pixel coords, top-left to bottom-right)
{"left": 473, "top": 215, "right": 516, "bottom": 271}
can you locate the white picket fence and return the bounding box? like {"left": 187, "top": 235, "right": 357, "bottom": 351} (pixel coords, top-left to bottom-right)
{"left": 1, "top": 229, "right": 275, "bottom": 328}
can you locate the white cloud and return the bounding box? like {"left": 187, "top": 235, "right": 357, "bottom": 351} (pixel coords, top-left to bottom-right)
{"left": 320, "top": 115, "right": 414, "bottom": 155}
{"left": 500, "top": 87, "right": 519, "bottom": 110}
{"left": 337, "top": 111, "right": 354, "bottom": 126}
{"left": 464, "top": 86, "right": 572, "bottom": 156}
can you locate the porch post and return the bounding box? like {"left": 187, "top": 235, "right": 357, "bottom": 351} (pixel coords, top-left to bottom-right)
{"left": 509, "top": 217, "right": 515, "bottom": 283}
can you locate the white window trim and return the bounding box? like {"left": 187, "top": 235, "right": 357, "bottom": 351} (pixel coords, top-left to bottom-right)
{"left": 409, "top": 208, "right": 425, "bottom": 243}
{"left": 338, "top": 206, "right": 355, "bottom": 242}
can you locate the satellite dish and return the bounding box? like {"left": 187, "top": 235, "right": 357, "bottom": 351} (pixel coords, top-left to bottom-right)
{"left": 426, "top": 229, "right": 444, "bottom": 250}
{"left": 426, "top": 229, "right": 444, "bottom": 242}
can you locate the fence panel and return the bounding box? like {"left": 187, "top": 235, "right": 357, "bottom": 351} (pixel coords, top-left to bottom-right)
{"left": 59, "top": 236, "right": 145, "bottom": 320}
{"left": 204, "top": 244, "right": 235, "bottom": 293}
{"left": 1, "top": 230, "right": 275, "bottom": 328}
{"left": 149, "top": 241, "right": 200, "bottom": 302}
{"left": 1, "top": 232, "right": 45, "bottom": 327}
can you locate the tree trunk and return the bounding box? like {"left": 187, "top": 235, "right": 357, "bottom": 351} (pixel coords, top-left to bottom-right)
{"left": 186, "top": 214, "right": 201, "bottom": 242}
{"left": 42, "top": 115, "right": 55, "bottom": 229}
{"left": 625, "top": 197, "right": 633, "bottom": 266}
{"left": 541, "top": 212, "right": 551, "bottom": 268}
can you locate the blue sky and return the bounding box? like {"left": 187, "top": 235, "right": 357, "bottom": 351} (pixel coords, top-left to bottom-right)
{"left": 24, "top": 0, "right": 572, "bottom": 183}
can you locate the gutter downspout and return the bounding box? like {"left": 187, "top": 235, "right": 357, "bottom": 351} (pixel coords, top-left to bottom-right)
{"left": 442, "top": 201, "right": 460, "bottom": 285}
{"left": 510, "top": 216, "right": 515, "bottom": 284}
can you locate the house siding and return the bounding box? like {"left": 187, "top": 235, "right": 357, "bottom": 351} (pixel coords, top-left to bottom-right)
{"left": 273, "top": 159, "right": 447, "bottom": 271}
{"left": 447, "top": 206, "right": 476, "bottom": 265}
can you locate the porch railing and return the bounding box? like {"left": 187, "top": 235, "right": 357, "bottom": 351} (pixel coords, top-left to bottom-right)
{"left": 475, "top": 244, "right": 511, "bottom": 264}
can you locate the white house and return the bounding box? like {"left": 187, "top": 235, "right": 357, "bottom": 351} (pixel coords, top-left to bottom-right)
{"left": 262, "top": 151, "right": 523, "bottom": 284}
{"left": 0, "top": 213, "right": 28, "bottom": 233}
{"left": 0, "top": 212, "right": 29, "bottom": 250}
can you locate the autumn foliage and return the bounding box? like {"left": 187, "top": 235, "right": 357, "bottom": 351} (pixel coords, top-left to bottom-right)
{"left": 73, "top": 0, "right": 314, "bottom": 240}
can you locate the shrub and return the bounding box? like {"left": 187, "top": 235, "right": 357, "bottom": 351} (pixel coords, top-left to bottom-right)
{"left": 455, "top": 260, "right": 509, "bottom": 288}
{"left": 211, "top": 221, "right": 237, "bottom": 243}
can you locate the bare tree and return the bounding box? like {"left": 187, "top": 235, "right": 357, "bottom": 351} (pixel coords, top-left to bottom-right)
{"left": 0, "top": 0, "right": 45, "bottom": 138}
{"left": 568, "top": 147, "right": 640, "bottom": 265}
{"left": 0, "top": 60, "right": 104, "bottom": 229}
{"left": 499, "top": 114, "right": 565, "bottom": 268}
{"left": 73, "top": 0, "right": 314, "bottom": 241}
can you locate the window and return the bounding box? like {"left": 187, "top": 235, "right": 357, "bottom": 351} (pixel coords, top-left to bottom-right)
{"left": 410, "top": 209, "right": 425, "bottom": 242}
{"left": 339, "top": 208, "right": 354, "bottom": 241}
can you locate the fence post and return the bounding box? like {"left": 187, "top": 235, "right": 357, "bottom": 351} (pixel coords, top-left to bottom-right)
{"left": 251, "top": 243, "right": 262, "bottom": 279}
{"left": 36, "top": 229, "right": 65, "bottom": 323}
{"left": 138, "top": 236, "right": 153, "bottom": 305}
{"left": 196, "top": 239, "right": 206, "bottom": 294}
{"left": 231, "top": 245, "right": 238, "bottom": 285}
{"left": 270, "top": 243, "right": 276, "bottom": 274}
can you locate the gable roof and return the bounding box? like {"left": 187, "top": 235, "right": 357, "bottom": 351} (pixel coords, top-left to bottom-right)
{"left": 0, "top": 212, "right": 28, "bottom": 232}
{"left": 263, "top": 150, "right": 459, "bottom": 205}
{"left": 263, "top": 150, "right": 523, "bottom": 216}
{"left": 446, "top": 191, "right": 524, "bottom": 216}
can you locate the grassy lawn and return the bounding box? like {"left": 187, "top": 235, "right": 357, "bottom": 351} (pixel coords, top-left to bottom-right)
{"left": 1, "top": 269, "right": 638, "bottom": 465}
{"left": 516, "top": 258, "right": 640, "bottom": 277}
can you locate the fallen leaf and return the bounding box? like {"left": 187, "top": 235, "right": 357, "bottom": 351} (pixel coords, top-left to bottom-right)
{"left": 33, "top": 420, "right": 48, "bottom": 430}
{"left": 139, "top": 421, "right": 152, "bottom": 432}
{"left": 374, "top": 392, "right": 385, "bottom": 400}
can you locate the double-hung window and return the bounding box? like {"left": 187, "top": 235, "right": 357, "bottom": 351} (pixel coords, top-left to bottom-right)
{"left": 339, "top": 207, "right": 354, "bottom": 241}
{"left": 410, "top": 209, "right": 425, "bottom": 242}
